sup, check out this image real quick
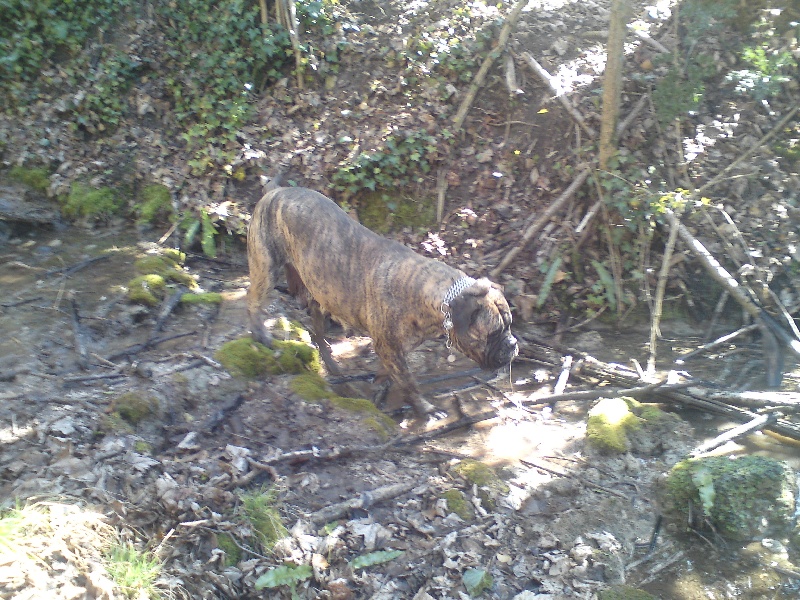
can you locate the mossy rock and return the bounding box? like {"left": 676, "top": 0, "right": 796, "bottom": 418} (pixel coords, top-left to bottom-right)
{"left": 108, "top": 392, "right": 158, "bottom": 425}
{"left": 357, "top": 192, "right": 436, "bottom": 233}
{"left": 586, "top": 397, "right": 642, "bottom": 454}
{"left": 62, "top": 182, "right": 123, "bottom": 219}
{"left": 289, "top": 372, "right": 334, "bottom": 401}
{"left": 128, "top": 274, "right": 167, "bottom": 306}
{"left": 215, "top": 337, "right": 319, "bottom": 378}
{"left": 598, "top": 585, "right": 657, "bottom": 600}
{"left": 273, "top": 339, "right": 321, "bottom": 374}
{"left": 8, "top": 166, "right": 50, "bottom": 193}
{"left": 441, "top": 489, "right": 475, "bottom": 521}
{"left": 662, "top": 455, "right": 795, "bottom": 541}
{"left": 134, "top": 255, "right": 195, "bottom": 286}
{"left": 452, "top": 459, "right": 509, "bottom": 510}
{"left": 137, "top": 184, "right": 173, "bottom": 224}
{"left": 180, "top": 292, "right": 223, "bottom": 305}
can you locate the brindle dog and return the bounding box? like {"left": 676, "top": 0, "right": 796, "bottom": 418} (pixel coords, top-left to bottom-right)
{"left": 247, "top": 186, "right": 518, "bottom": 416}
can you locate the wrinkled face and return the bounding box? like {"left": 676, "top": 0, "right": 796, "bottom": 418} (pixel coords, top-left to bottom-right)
{"left": 449, "top": 278, "right": 519, "bottom": 369}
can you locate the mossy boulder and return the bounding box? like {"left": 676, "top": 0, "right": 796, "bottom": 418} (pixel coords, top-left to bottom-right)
{"left": 215, "top": 337, "right": 319, "bottom": 378}
{"left": 127, "top": 274, "right": 167, "bottom": 306}
{"left": 662, "top": 455, "right": 795, "bottom": 541}
{"left": 452, "top": 459, "right": 509, "bottom": 510}
{"left": 586, "top": 397, "right": 682, "bottom": 455}
{"left": 441, "top": 489, "right": 475, "bottom": 521}
{"left": 137, "top": 184, "right": 173, "bottom": 224}
{"left": 586, "top": 397, "right": 641, "bottom": 453}
{"left": 8, "top": 166, "right": 50, "bottom": 193}
{"left": 598, "top": 585, "right": 657, "bottom": 600}
{"left": 62, "top": 182, "right": 123, "bottom": 219}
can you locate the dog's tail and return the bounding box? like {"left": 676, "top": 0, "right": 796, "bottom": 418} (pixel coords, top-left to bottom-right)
{"left": 263, "top": 166, "right": 287, "bottom": 192}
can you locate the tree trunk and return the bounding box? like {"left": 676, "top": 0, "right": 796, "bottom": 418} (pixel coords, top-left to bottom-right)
{"left": 598, "top": 0, "right": 630, "bottom": 169}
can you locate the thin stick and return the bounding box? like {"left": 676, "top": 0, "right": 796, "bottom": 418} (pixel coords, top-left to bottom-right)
{"left": 307, "top": 481, "right": 420, "bottom": 525}
{"left": 689, "top": 413, "right": 777, "bottom": 457}
{"left": 452, "top": 0, "right": 529, "bottom": 131}
{"left": 520, "top": 52, "right": 596, "bottom": 137}
{"left": 648, "top": 204, "right": 683, "bottom": 372}
{"left": 676, "top": 323, "right": 759, "bottom": 363}
{"left": 491, "top": 167, "right": 591, "bottom": 277}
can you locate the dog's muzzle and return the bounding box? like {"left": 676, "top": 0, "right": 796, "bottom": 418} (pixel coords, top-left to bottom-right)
{"left": 483, "top": 328, "right": 519, "bottom": 369}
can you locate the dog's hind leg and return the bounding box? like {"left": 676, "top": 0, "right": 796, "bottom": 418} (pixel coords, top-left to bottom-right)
{"left": 247, "top": 236, "right": 279, "bottom": 348}
{"left": 309, "top": 301, "right": 342, "bottom": 376}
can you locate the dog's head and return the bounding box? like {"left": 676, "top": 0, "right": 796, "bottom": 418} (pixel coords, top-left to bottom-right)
{"left": 448, "top": 278, "right": 519, "bottom": 369}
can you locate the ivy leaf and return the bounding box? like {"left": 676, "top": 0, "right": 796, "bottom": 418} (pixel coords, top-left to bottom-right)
{"left": 350, "top": 549, "right": 403, "bottom": 569}
{"left": 462, "top": 568, "right": 493, "bottom": 596}
{"left": 254, "top": 564, "right": 312, "bottom": 590}
{"left": 690, "top": 464, "right": 716, "bottom": 515}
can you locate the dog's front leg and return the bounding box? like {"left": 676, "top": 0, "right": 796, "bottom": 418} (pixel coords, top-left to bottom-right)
{"left": 374, "top": 339, "right": 436, "bottom": 417}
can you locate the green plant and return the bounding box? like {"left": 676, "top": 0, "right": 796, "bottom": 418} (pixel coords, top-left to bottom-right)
{"left": 69, "top": 49, "right": 143, "bottom": 133}
{"left": 728, "top": 43, "right": 796, "bottom": 100}
{"left": 159, "top": 0, "right": 292, "bottom": 173}
{"left": 0, "top": 0, "right": 126, "bottom": 102}
{"left": 332, "top": 129, "right": 443, "bottom": 195}
{"left": 105, "top": 542, "right": 162, "bottom": 599}
{"left": 240, "top": 485, "right": 288, "bottom": 551}
{"left": 62, "top": 182, "right": 123, "bottom": 219}
{"left": 254, "top": 564, "right": 312, "bottom": 596}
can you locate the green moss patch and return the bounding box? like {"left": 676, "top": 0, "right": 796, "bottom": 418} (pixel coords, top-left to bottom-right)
{"left": 134, "top": 255, "right": 195, "bottom": 286}
{"left": 62, "top": 182, "right": 123, "bottom": 219}
{"left": 137, "top": 184, "right": 173, "bottom": 224}
{"left": 8, "top": 166, "right": 50, "bottom": 193}
{"left": 441, "top": 489, "right": 475, "bottom": 521}
{"left": 127, "top": 274, "right": 167, "bottom": 306}
{"left": 289, "top": 374, "right": 396, "bottom": 436}
{"left": 215, "top": 337, "right": 319, "bottom": 378}
{"left": 108, "top": 392, "right": 158, "bottom": 425}
{"left": 663, "top": 455, "right": 795, "bottom": 541}
{"left": 586, "top": 397, "right": 642, "bottom": 454}
{"left": 289, "top": 372, "right": 333, "bottom": 401}
{"left": 216, "top": 533, "right": 242, "bottom": 567}
{"left": 180, "top": 292, "right": 223, "bottom": 305}
{"left": 452, "top": 459, "right": 509, "bottom": 510}
{"left": 357, "top": 192, "right": 436, "bottom": 233}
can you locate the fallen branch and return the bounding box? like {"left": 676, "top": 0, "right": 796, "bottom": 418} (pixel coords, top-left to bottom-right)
{"left": 675, "top": 323, "right": 759, "bottom": 363}
{"left": 689, "top": 413, "right": 777, "bottom": 457}
{"left": 452, "top": 0, "right": 529, "bottom": 131}
{"left": 664, "top": 209, "right": 800, "bottom": 358}
{"left": 151, "top": 286, "right": 187, "bottom": 338}
{"left": 68, "top": 296, "right": 89, "bottom": 370}
{"left": 108, "top": 331, "right": 196, "bottom": 361}
{"left": 520, "top": 52, "right": 596, "bottom": 137}
{"left": 491, "top": 167, "right": 591, "bottom": 277}
{"left": 307, "top": 481, "right": 420, "bottom": 525}
{"left": 46, "top": 255, "right": 109, "bottom": 277}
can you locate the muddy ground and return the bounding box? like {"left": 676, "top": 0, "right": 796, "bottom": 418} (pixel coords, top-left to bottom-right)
{"left": 2, "top": 224, "right": 800, "bottom": 600}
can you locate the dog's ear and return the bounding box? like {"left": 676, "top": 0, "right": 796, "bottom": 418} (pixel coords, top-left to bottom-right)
{"left": 450, "top": 280, "right": 491, "bottom": 337}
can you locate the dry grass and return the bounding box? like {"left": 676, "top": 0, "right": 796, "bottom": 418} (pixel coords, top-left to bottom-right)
{"left": 0, "top": 497, "right": 166, "bottom": 599}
